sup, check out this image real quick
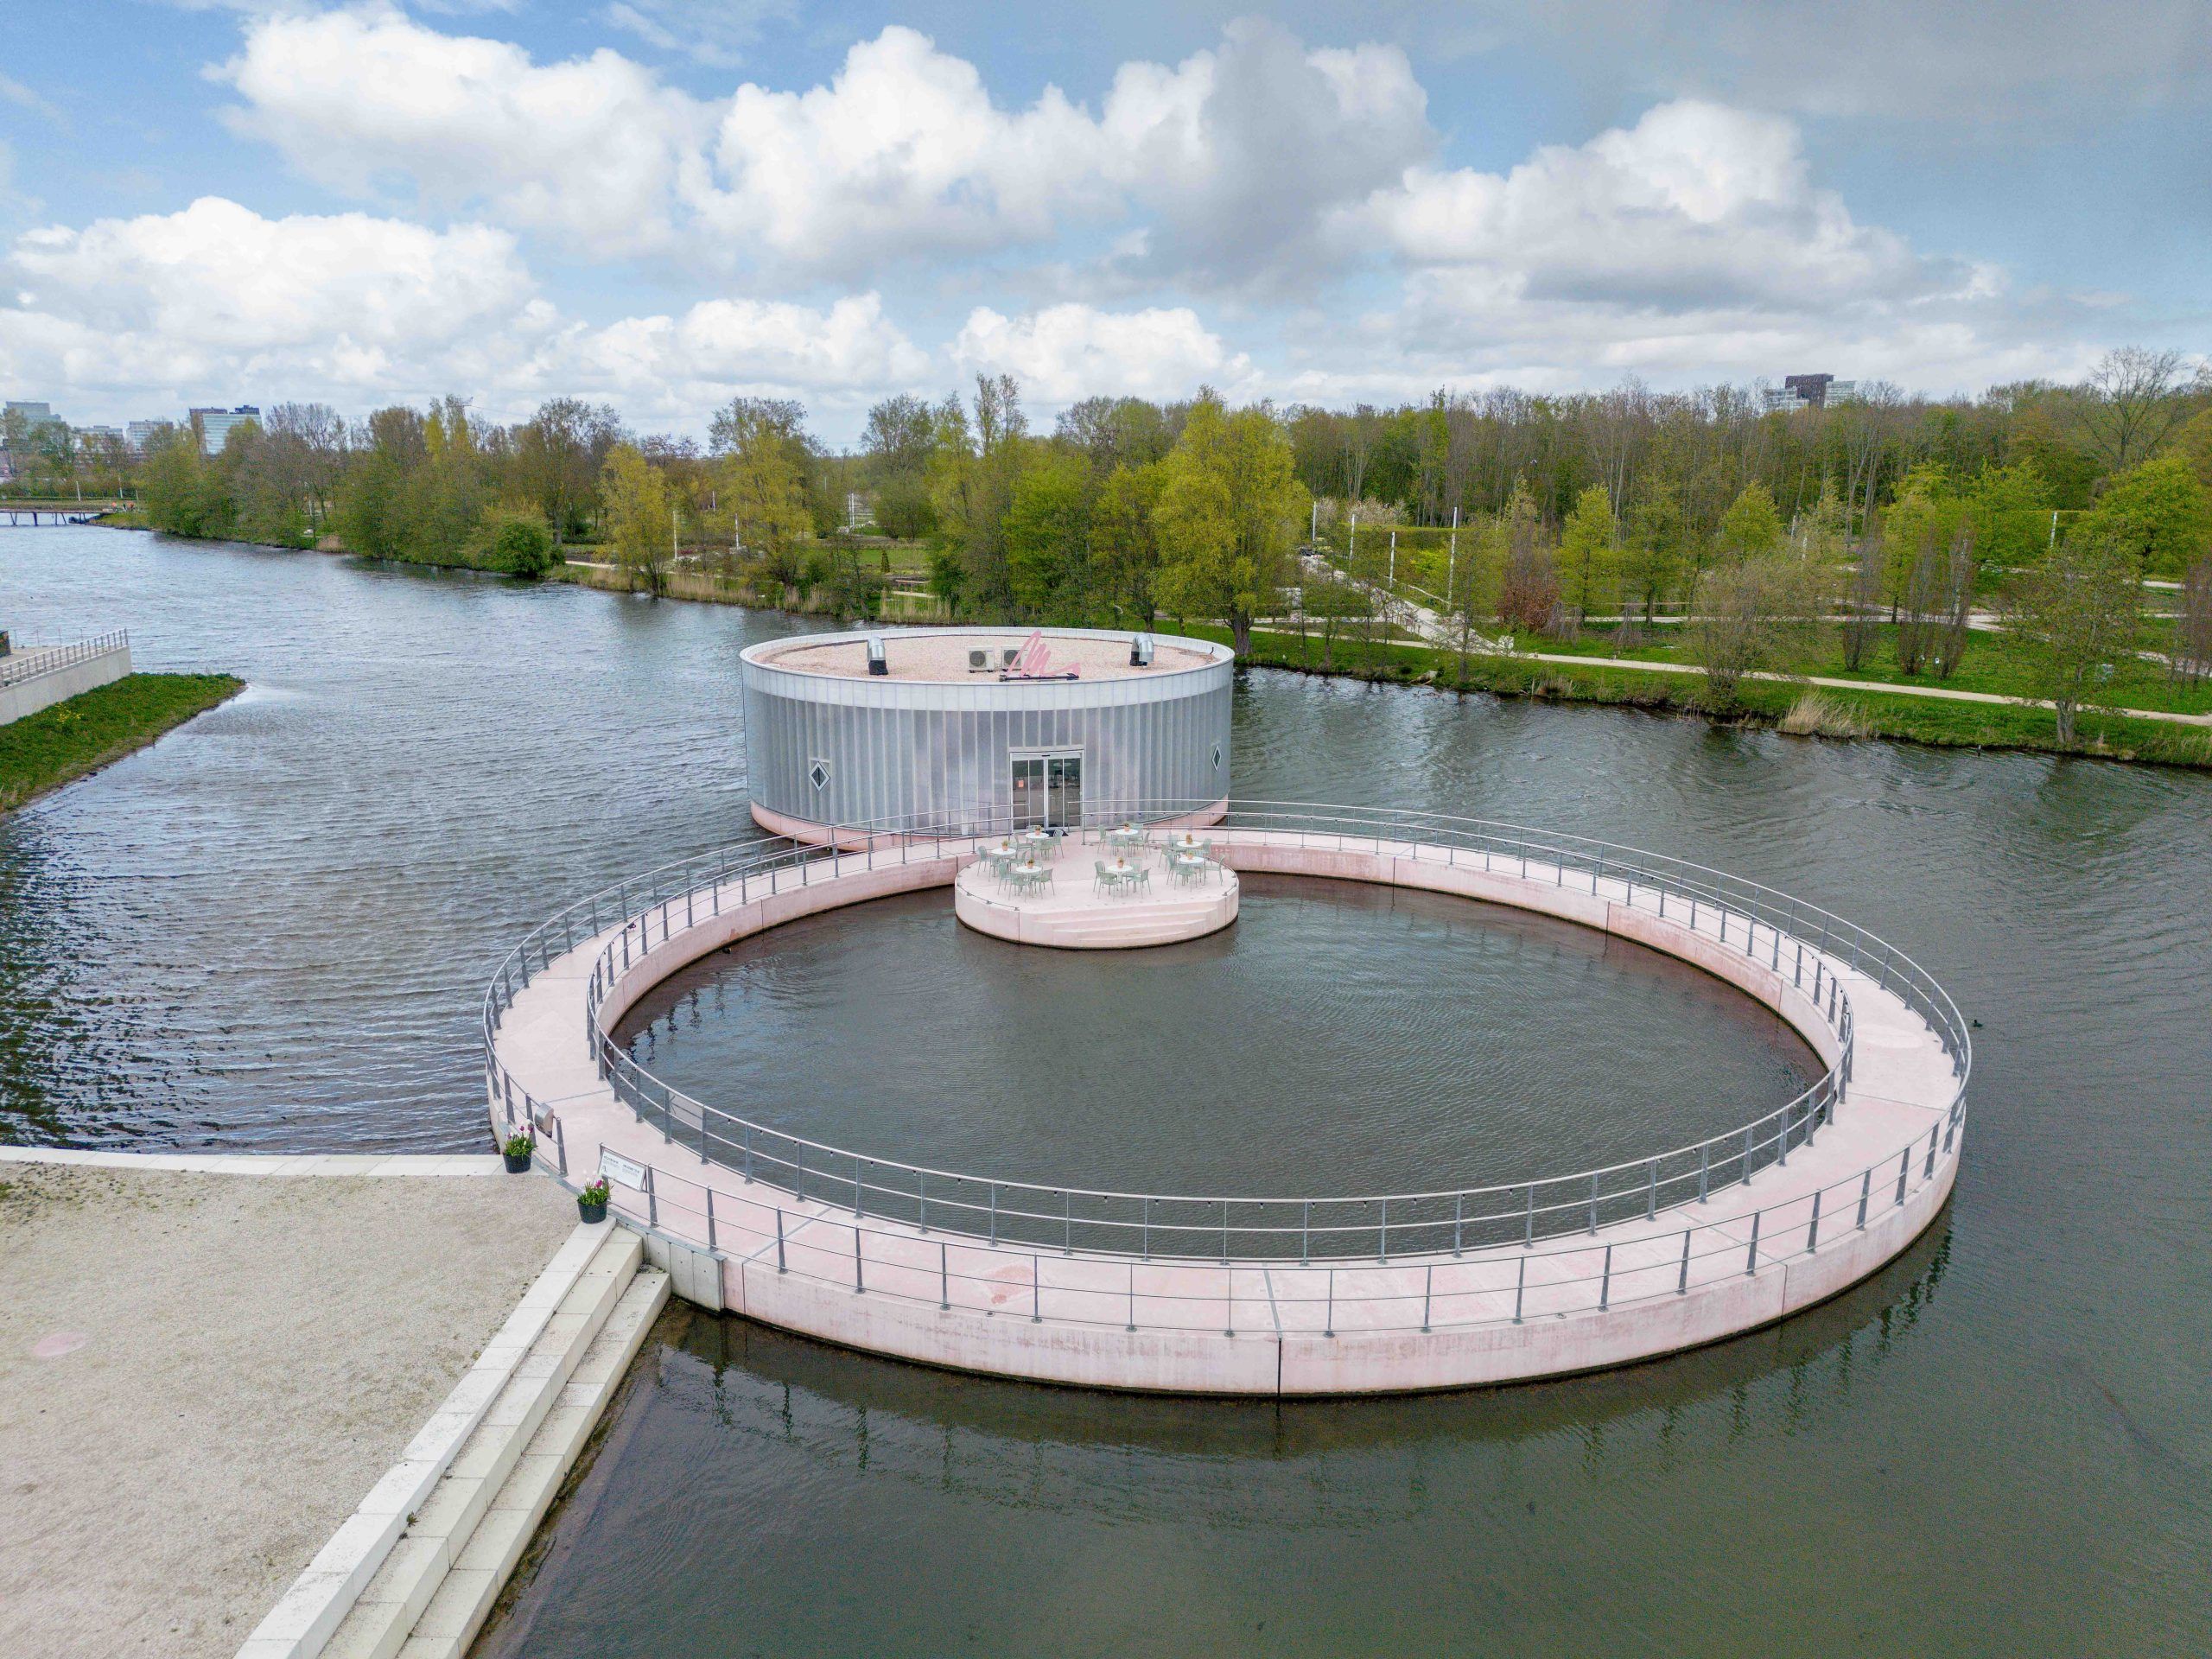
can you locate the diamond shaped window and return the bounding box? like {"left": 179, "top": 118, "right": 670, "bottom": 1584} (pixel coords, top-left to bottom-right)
{"left": 808, "top": 759, "right": 831, "bottom": 792}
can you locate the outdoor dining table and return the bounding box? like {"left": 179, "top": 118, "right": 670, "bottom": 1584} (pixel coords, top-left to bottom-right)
{"left": 1104, "top": 826, "right": 1148, "bottom": 851}
{"left": 1007, "top": 861, "right": 1052, "bottom": 896}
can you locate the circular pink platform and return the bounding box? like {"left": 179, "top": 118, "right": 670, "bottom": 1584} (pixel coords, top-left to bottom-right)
{"left": 951, "top": 837, "right": 1237, "bottom": 949}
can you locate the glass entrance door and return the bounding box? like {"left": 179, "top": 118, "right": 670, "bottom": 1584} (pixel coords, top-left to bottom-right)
{"left": 1010, "top": 755, "right": 1045, "bottom": 830}
{"left": 1046, "top": 753, "right": 1081, "bottom": 827}
{"left": 1011, "top": 750, "right": 1082, "bottom": 830}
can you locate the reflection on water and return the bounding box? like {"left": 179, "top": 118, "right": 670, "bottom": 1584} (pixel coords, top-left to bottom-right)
{"left": 619, "top": 878, "right": 1819, "bottom": 1197}
{"left": 492, "top": 1228, "right": 1967, "bottom": 1658}
{"left": 4, "top": 528, "right": 2209, "bottom": 1655}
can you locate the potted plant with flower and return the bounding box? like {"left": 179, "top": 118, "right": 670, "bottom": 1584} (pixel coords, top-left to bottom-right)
{"left": 501, "top": 1132, "right": 535, "bottom": 1174}
{"left": 577, "top": 1177, "right": 610, "bottom": 1224}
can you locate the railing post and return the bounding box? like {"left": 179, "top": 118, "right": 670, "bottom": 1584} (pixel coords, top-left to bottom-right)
{"left": 1856, "top": 1169, "right": 1872, "bottom": 1228}
{"left": 1698, "top": 1142, "right": 1710, "bottom": 1204}
{"left": 775, "top": 1207, "right": 786, "bottom": 1272}
{"left": 1127, "top": 1262, "right": 1136, "bottom": 1332}
{"left": 1645, "top": 1160, "right": 1656, "bottom": 1221}
{"left": 1512, "top": 1255, "right": 1525, "bottom": 1324}
{"left": 1452, "top": 1192, "right": 1464, "bottom": 1256}
{"left": 853, "top": 1226, "right": 863, "bottom": 1294}
{"left": 854, "top": 1155, "right": 863, "bottom": 1218}
{"left": 1378, "top": 1197, "right": 1389, "bottom": 1263}
{"left": 1297, "top": 1198, "right": 1306, "bottom": 1265}
{"left": 918, "top": 1171, "right": 928, "bottom": 1233}
{"left": 1599, "top": 1245, "right": 1611, "bottom": 1310}
{"left": 1744, "top": 1210, "right": 1760, "bottom": 1275}
{"left": 1031, "top": 1253, "right": 1041, "bottom": 1323}
{"left": 1421, "top": 1264, "right": 1433, "bottom": 1332}
{"left": 1524, "top": 1185, "right": 1535, "bottom": 1247}
{"left": 645, "top": 1166, "right": 658, "bottom": 1228}
{"left": 1587, "top": 1172, "right": 1599, "bottom": 1234}
{"left": 988, "top": 1183, "right": 998, "bottom": 1246}
{"left": 1743, "top": 1125, "right": 1754, "bottom": 1185}
{"left": 1325, "top": 1268, "right": 1335, "bottom": 1338}
{"left": 940, "top": 1242, "right": 950, "bottom": 1309}
{"left": 1807, "top": 1191, "right": 1821, "bottom": 1252}
{"left": 1677, "top": 1229, "right": 1691, "bottom": 1294}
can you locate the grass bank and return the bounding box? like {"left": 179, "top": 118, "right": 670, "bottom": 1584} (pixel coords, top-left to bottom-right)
{"left": 1190, "top": 626, "right": 2212, "bottom": 770}
{"left": 1, "top": 672, "right": 244, "bottom": 812}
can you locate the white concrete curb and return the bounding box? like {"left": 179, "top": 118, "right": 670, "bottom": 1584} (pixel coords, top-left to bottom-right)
{"left": 0, "top": 1147, "right": 502, "bottom": 1177}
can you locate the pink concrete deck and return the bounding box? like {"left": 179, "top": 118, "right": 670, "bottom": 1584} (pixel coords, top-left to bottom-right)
{"left": 486, "top": 831, "right": 1966, "bottom": 1395}
{"left": 952, "top": 835, "right": 1238, "bottom": 948}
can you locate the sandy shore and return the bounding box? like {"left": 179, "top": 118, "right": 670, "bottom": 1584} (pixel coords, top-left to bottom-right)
{"left": 0, "top": 1155, "right": 575, "bottom": 1657}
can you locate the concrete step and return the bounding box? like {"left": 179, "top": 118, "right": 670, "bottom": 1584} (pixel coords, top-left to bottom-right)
{"left": 235, "top": 1223, "right": 617, "bottom": 1659}
{"left": 320, "top": 1227, "right": 645, "bottom": 1659}
{"left": 394, "top": 1268, "right": 670, "bottom": 1658}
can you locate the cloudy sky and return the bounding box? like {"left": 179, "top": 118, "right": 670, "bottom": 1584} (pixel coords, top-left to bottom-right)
{"left": 3, "top": 1, "right": 2207, "bottom": 441}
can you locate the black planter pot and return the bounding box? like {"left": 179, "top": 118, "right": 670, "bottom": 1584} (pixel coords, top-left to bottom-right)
{"left": 502, "top": 1148, "right": 533, "bottom": 1173}
{"left": 578, "top": 1197, "right": 609, "bottom": 1224}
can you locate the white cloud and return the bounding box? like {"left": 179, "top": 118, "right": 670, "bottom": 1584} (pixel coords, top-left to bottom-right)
{"left": 216, "top": 10, "right": 716, "bottom": 251}
{"left": 0, "top": 198, "right": 928, "bottom": 423}
{"left": 1350, "top": 100, "right": 1981, "bottom": 311}
{"left": 951, "top": 303, "right": 1252, "bottom": 403}
{"left": 1096, "top": 21, "right": 1431, "bottom": 285}
{"left": 696, "top": 25, "right": 1110, "bottom": 269}
{"left": 213, "top": 14, "right": 1432, "bottom": 286}
{"left": 538, "top": 294, "right": 931, "bottom": 420}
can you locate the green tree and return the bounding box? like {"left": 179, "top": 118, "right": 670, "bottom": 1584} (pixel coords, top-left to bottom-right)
{"left": 1619, "top": 482, "right": 1685, "bottom": 622}
{"left": 1153, "top": 395, "right": 1307, "bottom": 656}
{"left": 1558, "top": 483, "right": 1617, "bottom": 625}
{"left": 1713, "top": 482, "right": 1785, "bottom": 562}
{"left": 1088, "top": 461, "right": 1166, "bottom": 623}
{"left": 2004, "top": 532, "right": 2145, "bottom": 746}
{"left": 1688, "top": 552, "right": 1824, "bottom": 708}
{"left": 2082, "top": 455, "right": 2212, "bottom": 576}
{"left": 601, "top": 443, "right": 672, "bottom": 594}
{"left": 1002, "top": 448, "right": 1091, "bottom": 613}
{"left": 717, "top": 403, "right": 811, "bottom": 566}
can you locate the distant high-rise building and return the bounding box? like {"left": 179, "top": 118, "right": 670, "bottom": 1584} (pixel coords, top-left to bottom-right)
{"left": 4, "top": 400, "right": 54, "bottom": 423}
{"left": 125, "top": 420, "right": 166, "bottom": 454}
{"left": 1762, "top": 374, "right": 1859, "bottom": 413}
{"left": 190, "top": 404, "right": 262, "bottom": 455}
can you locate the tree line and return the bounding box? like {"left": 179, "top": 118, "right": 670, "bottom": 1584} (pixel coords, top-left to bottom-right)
{"left": 119, "top": 346, "right": 2212, "bottom": 735}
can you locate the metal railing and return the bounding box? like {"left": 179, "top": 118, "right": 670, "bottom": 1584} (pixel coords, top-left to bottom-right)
{"left": 0, "top": 629, "right": 129, "bottom": 689}
{"left": 488, "top": 1085, "right": 1967, "bottom": 1343}
{"left": 482, "top": 801, "right": 1970, "bottom": 1271}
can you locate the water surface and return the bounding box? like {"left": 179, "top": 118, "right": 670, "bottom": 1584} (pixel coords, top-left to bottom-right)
{"left": 3, "top": 526, "right": 2205, "bottom": 1656}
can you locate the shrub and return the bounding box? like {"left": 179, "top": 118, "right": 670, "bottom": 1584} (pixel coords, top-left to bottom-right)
{"left": 485, "top": 509, "right": 556, "bottom": 578}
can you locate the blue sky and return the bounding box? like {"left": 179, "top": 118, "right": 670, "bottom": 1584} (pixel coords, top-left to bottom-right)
{"left": 3, "top": 1, "right": 2206, "bottom": 443}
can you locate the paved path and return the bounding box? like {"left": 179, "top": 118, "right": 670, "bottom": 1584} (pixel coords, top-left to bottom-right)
{"left": 486, "top": 828, "right": 1968, "bottom": 1395}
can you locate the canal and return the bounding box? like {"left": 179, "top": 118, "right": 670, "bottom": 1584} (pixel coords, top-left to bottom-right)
{"left": 4, "top": 526, "right": 2207, "bottom": 1655}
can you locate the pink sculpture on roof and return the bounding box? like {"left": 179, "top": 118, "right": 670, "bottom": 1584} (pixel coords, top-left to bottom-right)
{"left": 1004, "top": 629, "right": 1079, "bottom": 679}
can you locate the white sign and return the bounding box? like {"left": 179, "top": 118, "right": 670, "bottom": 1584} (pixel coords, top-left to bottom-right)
{"left": 598, "top": 1149, "right": 647, "bottom": 1191}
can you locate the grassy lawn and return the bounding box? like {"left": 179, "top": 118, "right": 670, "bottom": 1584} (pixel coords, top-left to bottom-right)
{"left": 1199, "top": 624, "right": 2212, "bottom": 769}
{"left": 0, "top": 672, "right": 244, "bottom": 812}
{"left": 1490, "top": 621, "right": 2212, "bottom": 715}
